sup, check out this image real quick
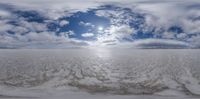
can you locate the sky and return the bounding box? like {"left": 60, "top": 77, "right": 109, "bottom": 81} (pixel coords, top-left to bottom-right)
{"left": 0, "top": 0, "right": 199, "bottom": 48}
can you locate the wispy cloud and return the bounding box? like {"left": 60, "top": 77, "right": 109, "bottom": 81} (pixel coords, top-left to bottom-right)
{"left": 131, "top": 39, "right": 190, "bottom": 49}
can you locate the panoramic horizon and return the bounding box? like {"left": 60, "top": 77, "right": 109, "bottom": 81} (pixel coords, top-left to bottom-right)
{"left": 0, "top": 0, "right": 200, "bottom": 99}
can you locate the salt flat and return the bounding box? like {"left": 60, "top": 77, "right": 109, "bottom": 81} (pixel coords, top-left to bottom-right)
{"left": 0, "top": 49, "right": 200, "bottom": 99}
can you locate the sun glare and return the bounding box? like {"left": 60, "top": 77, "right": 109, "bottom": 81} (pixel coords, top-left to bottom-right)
{"left": 98, "top": 26, "right": 103, "bottom": 31}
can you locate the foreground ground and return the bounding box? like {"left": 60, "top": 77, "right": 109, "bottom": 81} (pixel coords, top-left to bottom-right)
{"left": 0, "top": 49, "right": 200, "bottom": 99}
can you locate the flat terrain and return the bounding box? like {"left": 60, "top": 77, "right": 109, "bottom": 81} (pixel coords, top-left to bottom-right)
{"left": 0, "top": 49, "right": 200, "bottom": 99}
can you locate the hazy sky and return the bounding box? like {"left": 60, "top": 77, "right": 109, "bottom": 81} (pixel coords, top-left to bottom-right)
{"left": 0, "top": 0, "right": 199, "bottom": 48}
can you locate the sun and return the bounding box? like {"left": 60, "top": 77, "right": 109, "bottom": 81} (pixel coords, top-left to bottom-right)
{"left": 98, "top": 26, "right": 103, "bottom": 31}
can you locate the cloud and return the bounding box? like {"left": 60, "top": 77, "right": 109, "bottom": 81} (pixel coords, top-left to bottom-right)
{"left": 181, "top": 17, "right": 200, "bottom": 34}
{"left": 79, "top": 21, "right": 95, "bottom": 28}
{"left": 11, "top": 26, "right": 29, "bottom": 34}
{"left": 134, "top": 1, "right": 200, "bottom": 35}
{"left": 0, "top": 31, "right": 88, "bottom": 48}
{"left": 162, "top": 32, "right": 176, "bottom": 39}
{"left": 107, "top": 25, "right": 134, "bottom": 38}
{"left": 59, "top": 30, "right": 75, "bottom": 38}
{"left": 96, "top": 25, "right": 134, "bottom": 45}
{"left": 59, "top": 20, "right": 69, "bottom": 27}
{"left": 95, "top": 6, "right": 140, "bottom": 26}
{"left": 0, "top": 9, "right": 11, "bottom": 18}
{"left": 23, "top": 32, "right": 88, "bottom": 48}
{"left": 0, "top": 21, "right": 14, "bottom": 33}
{"left": 81, "top": 33, "right": 94, "bottom": 37}
{"left": 187, "top": 35, "right": 200, "bottom": 48}
{"left": 0, "top": 0, "right": 199, "bottom": 48}
{"left": 19, "top": 21, "right": 48, "bottom": 32}
{"left": 0, "top": 0, "right": 106, "bottom": 20}
{"left": 131, "top": 39, "right": 190, "bottom": 49}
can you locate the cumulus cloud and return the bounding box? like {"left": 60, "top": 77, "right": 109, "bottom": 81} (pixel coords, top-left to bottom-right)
{"left": 0, "top": 0, "right": 111, "bottom": 20}
{"left": 162, "top": 32, "right": 176, "bottom": 39}
{"left": 0, "top": 31, "right": 88, "bottom": 48}
{"left": 96, "top": 25, "right": 134, "bottom": 45}
{"left": 10, "top": 26, "right": 29, "bottom": 35}
{"left": 0, "top": 21, "right": 14, "bottom": 33}
{"left": 20, "top": 21, "right": 48, "bottom": 32}
{"left": 81, "top": 33, "right": 94, "bottom": 37}
{"left": 79, "top": 21, "right": 95, "bottom": 28}
{"left": 21, "top": 32, "right": 88, "bottom": 48}
{"left": 187, "top": 35, "right": 200, "bottom": 48}
{"left": 0, "top": 9, "right": 11, "bottom": 18}
{"left": 134, "top": 1, "right": 200, "bottom": 36}
{"left": 108, "top": 25, "right": 134, "bottom": 38}
{"left": 95, "top": 6, "right": 139, "bottom": 26}
{"left": 59, "top": 30, "right": 75, "bottom": 38}
{"left": 59, "top": 20, "right": 69, "bottom": 27}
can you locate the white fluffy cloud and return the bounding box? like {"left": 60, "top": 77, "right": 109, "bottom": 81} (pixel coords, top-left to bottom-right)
{"left": 187, "top": 35, "right": 200, "bottom": 48}
{"left": 0, "top": 21, "right": 14, "bottom": 33}
{"left": 95, "top": 25, "right": 134, "bottom": 45}
{"left": 59, "top": 20, "right": 69, "bottom": 27}
{"left": 0, "top": 0, "right": 113, "bottom": 20}
{"left": 0, "top": 31, "right": 88, "bottom": 48}
{"left": 0, "top": 10, "right": 11, "bottom": 18}
{"left": 79, "top": 21, "right": 95, "bottom": 28}
{"left": 108, "top": 25, "right": 134, "bottom": 38}
{"left": 81, "top": 33, "right": 94, "bottom": 37}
